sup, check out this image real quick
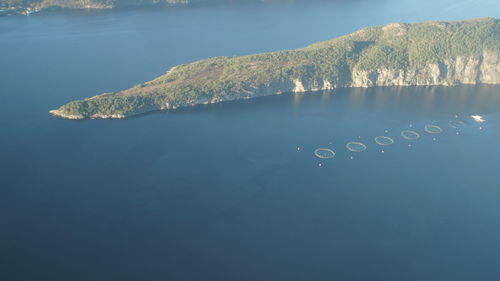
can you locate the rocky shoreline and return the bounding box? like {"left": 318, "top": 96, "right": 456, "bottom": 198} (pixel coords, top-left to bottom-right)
{"left": 50, "top": 18, "right": 500, "bottom": 120}
{"left": 51, "top": 50, "right": 499, "bottom": 120}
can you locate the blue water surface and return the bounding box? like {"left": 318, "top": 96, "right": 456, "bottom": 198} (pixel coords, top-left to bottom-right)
{"left": 1, "top": 1, "right": 500, "bottom": 280}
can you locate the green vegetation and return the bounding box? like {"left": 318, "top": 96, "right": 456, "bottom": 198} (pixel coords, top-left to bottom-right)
{"left": 59, "top": 95, "right": 166, "bottom": 117}
{"left": 52, "top": 18, "right": 500, "bottom": 119}
{"left": 2, "top": 0, "right": 334, "bottom": 10}
{"left": 1, "top": 0, "right": 191, "bottom": 10}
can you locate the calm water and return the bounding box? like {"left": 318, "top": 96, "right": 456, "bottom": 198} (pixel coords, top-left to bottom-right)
{"left": 1, "top": 1, "right": 500, "bottom": 280}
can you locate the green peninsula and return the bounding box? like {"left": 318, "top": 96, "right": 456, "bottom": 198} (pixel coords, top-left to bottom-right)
{"left": 50, "top": 18, "right": 500, "bottom": 119}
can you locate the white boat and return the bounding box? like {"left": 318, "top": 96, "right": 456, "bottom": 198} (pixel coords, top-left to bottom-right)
{"left": 471, "top": 115, "right": 485, "bottom": 123}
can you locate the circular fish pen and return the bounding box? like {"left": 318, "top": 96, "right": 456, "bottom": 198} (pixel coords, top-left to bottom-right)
{"left": 401, "top": 130, "right": 420, "bottom": 140}
{"left": 374, "top": 136, "right": 394, "bottom": 146}
{"left": 424, "top": 124, "right": 443, "bottom": 134}
{"left": 314, "top": 148, "right": 335, "bottom": 159}
{"left": 346, "top": 142, "right": 367, "bottom": 152}
{"left": 449, "top": 120, "right": 467, "bottom": 129}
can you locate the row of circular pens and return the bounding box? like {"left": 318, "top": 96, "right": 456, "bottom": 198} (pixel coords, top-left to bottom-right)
{"left": 310, "top": 115, "right": 485, "bottom": 160}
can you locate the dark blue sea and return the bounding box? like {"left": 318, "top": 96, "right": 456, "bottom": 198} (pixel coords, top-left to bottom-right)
{"left": 1, "top": 1, "right": 500, "bottom": 280}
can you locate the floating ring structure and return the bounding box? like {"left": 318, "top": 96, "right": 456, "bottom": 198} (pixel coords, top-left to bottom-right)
{"left": 401, "top": 130, "right": 420, "bottom": 140}
{"left": 314, "top": 148, "right": 336, "bottom": 159}
{"left": 346, "top": 142, "right": 367, "bottom": 152}
{"left": 449, "top": 120, "right": 467, "bottom": 129}
{"left": 374, "top": 136, "right": 394, "bottom": 146}
{"left": 424, "top": 124, "right": 443, "bottom": 134}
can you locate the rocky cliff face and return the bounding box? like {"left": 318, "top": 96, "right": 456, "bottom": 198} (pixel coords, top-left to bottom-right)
{"left": 348, "top": 51, "right": 500, "bottom": 88}
{"left": 247, "top": 51, "right": 500, "bottom": 97}
{"left": 50, "top": 50, "right": 499, "bottom": 120}
{"left": 51, "top": 18, "right": 500, "bottom": 119}
{"left": 172, "top": 51, "right": 500, "bottom": 111}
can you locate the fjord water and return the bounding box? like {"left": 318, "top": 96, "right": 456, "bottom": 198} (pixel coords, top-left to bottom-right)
{"left": 1, "top": 1, "right": 500, "bottom": 280}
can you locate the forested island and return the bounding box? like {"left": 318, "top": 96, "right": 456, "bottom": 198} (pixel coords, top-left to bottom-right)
{"left": 50, "top": 18, "right": 500, "bottom": 119}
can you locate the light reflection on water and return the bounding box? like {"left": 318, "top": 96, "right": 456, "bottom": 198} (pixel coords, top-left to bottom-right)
{"left": 287, "top": 86, "right": 500, "bottom": 165}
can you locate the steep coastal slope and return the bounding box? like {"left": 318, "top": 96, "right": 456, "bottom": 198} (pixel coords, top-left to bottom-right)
{"left": 51, "top": 18, "right": 500, "bottom": 119}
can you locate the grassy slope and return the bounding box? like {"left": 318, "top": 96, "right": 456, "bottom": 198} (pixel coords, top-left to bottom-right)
{"left": 55, "top": 18, "right": 499, "bottom": 118}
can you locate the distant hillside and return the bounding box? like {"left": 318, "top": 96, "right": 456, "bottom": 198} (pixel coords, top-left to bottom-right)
{"left": 2, "top": 0, "right": 191, "bottom": 10}
{"left": 50, "top": 18, "right": 500, "bottom": 119}
{"left": 2, "top": 0, "right": 348, "bottom": 11}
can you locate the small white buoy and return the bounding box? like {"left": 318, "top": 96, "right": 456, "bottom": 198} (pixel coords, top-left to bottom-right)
{"left": 350, "top": 156, "right": 354, "bottom": 160}
{"left": 297, "top": 146, "right": 301, "bottom": 151}
{"left": 381, "top": 150, "right": 385, "bottom": 153}
{"left": 479, "top": 126, "right": 483, "bottom": 130}
{"left": 318, "top": 163, "right": 322, "bottom": 167}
